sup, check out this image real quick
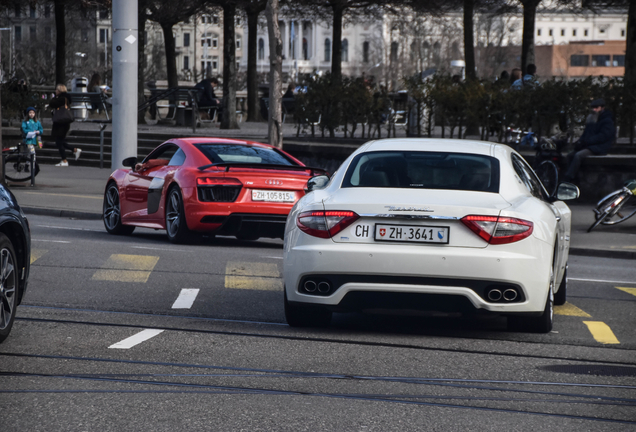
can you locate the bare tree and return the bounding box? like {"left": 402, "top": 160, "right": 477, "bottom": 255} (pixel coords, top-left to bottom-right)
{"left": 265, "top": 0, "right": 283, "bottom": 147}
{"left": 243, "top": 0, "right": 267, "bottom": 122}
{"left": 517, "top": 0, "right": 542, "bottom": 75}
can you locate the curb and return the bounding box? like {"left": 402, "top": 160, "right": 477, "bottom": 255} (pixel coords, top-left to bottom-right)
{"left": 22, "top": 206, "right": 103, "bottom": 221}
{"left": 568, "top": 247, "right": 636, "bottom": 261}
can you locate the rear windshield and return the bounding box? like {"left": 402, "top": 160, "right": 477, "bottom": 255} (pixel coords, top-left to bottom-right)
{"left": 342, "top": 151, "right": 500, "bottom": 193}
{"left": 195, "top": 143, "right": 299, "bottom": 166}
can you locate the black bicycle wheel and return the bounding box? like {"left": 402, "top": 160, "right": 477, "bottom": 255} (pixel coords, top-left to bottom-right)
{"left": 4, "top": 154, "right": 34, "bottom": 182}
{"left": 536, "top": 160, "right": 559, "bottom": 197}
{"left": 587, "top": 191, "right": 624, "bottom": 232}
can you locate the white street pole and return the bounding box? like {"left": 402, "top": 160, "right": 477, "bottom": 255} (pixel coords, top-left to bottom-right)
{"left": 111, "top": 0, "right": 138, "bottom": 169}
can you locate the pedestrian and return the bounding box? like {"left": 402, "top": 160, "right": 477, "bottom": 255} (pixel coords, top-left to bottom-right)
{"left": 194, "top": 76, "right": 221, "bottom": 120}
{"left": 88, "top": 73, "right": 106, "bottom": 93}
{"left": 21, "top": 107, "right": 44, "bottom": 148}
{"left": 511, "top": 64, "right": 538, "bottom": 90}
{"left": 562, "top": 98, "right": 615, "bottom": 183}
{"left": 50, "top": 83, "right": 81, "bottom": 167}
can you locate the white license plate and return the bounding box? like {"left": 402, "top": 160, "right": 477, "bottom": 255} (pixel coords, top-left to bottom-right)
{"left": 252, "top": 190, "right": 296, "bottom": 202}
{"left": 374, "top": 224, "right": 449, "bottom": 244}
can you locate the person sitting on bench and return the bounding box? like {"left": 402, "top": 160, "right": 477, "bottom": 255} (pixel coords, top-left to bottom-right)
{"left": 195, "top": 77, "right": 222, "bottom": 121}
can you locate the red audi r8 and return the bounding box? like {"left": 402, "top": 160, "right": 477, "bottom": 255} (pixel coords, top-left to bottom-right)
{"left": 103, "top": 137, "right": 325, "bottom": 243}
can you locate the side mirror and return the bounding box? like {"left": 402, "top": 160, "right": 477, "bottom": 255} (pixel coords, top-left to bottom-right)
{"left": 306, "top": 175, "right": 330, "bottom": 192}
{"left": 122, "top": 157, "right": 137, "bottom": 169}
{"left": 555, "top": 182, "right": 580, "bottom": 201}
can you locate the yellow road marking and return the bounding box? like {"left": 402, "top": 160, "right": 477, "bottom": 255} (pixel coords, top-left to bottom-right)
{"left": 616, "top": 287, "right": 636, "bottom": 298}
{"left": 554, "top": 302, "right": 591, "bottom": 317}
{"left": 92, "top": 254, "right": 159, "bottom": 283}
{"left": 30, "top": 249, "right": 47, "bottom": 264}
{"left": 24, "top": 191, "right": 102, "bottom": 200}
{"left": 583, "top": 321, "right": 620, "bottom": 345}
{"left": 225, "top": 261, "right": 282, "bottom": 291}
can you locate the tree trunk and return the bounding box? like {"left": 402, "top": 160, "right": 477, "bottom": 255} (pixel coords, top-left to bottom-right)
{"left": 54, "top": 0, "right": 66, "bottom": 85}
{"left": 161, "top": 22, "right": 179, "bottom": 89}
{"left": 266, "top": 0, "right": 283, "bottom": 148}
{"left": 246, "top": 7, "right": 261, "bottom": 122}
{"left": 463, "top": 0, "right": 476, "bottom": 80}
{"left": 221, "top": 4, "right": 239, "bottom": 129}
{"left": 330, "top": 3, "right": 345, "bottom": 85}
{"left": 623, "top": 0, "right": 636, "bottom": 143}
{"left": 520, "top": 0, "right": 540, "bottom": 75}
{"left": 138, "top": 6, "right": 147, "bottom": 124}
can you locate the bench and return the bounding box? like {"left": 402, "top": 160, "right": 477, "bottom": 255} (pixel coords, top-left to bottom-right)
{"left": 66, "top": 91, "right": 111, "bottom": 121}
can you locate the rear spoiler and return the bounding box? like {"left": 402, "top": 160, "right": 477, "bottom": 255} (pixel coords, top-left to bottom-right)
{"left": 197, "top": 162, "right": 328, "bottom": 177}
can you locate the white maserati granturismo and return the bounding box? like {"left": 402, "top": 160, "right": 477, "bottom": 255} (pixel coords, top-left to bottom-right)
{"left": 283, "top": 139, "right": 579, "bottom": 333}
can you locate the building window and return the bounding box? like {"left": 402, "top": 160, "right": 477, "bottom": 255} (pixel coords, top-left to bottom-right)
{"left": 212, "top": 57, "right": 218, "bottom": 70}
{"left": 99, "top": 28, "right": 109, "bottom": 44}
{"left": 342, "top": 38, "right": 348, "bottom": 62}
{"left": 45, "top": 6, "right": 51, "bottom": 18}
{"left": 15, "top": 26, "right": 21, "bottom": 42}
{"left": 572, "top": 29, "right": 577, "bottom": 37}
{"left": 560, "top": 29, "right": 565, "bottom": 36}
{"left": 184, "top": 56, "right": 190, "bottom": 70}
{"left": 15, "top": 6, "right": 20, "bottom": 17}
{"left": 613, "top": 55, "right": 625, "bottom": 67}
{"left": 324, "top": 38, "right": 331, "bottom": 62}
{"left": 82, "top": 29, "right": 88, "bottom": 42}
{"left": 592, "top": 55, "right": 611, "bottom": 67}
{"left": 584, "top": 29, "right": 589, "bottom": 37}
{"left": 236, "top": 37, "right": 241, "bottom": 50}
{"left": 30, "top": 6, "right": 36, "bottom": 18}
{"left": 599, "top": 28, "right": 606, "bottom": 34}
{"left": 537, "top": 28, "right": 541, "bottom": 36}
{"left": 29, "top": 26, "right": 36, "bottom": 40}
{"left": 184, "top": 33, "right": 190, "bottom": 47}
{"left": 621, "top": 29, "right": 626, "bottom": 37}
{"left": 390, "top": 41, "right": 398, "bottom": 63}
{"left": 549, "top": 29, "right": 553, "bottom": 37}
{"left": 363, "top": 41, "right": 369, "bottom": 63}
{"left": 212, "top": 38, "right": 218, "bottom": 48}
{"left": 45, "top": 27, "right": 51, "bottom": 40}
{"left": 570, "top": 55, "right": 589, "bottom": 67}
{"left": 99, "top": 9, "right": 109, "bottom": 19}
{"left": 258, "top": 38, "right": 265, "bottom": 60}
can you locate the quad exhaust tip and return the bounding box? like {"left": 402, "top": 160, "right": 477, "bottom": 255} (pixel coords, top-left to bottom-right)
{"left": 487, "top": 287, "right": 519, "bottom": 302}
{"left": 487, "top": 289, "right": 502, "bottom": 302}
{"left": 503, "top": 289, "right": 518, "bottom": 301}
{"left": 318, "top": 282, "right": 331, "bottom": 293}
{"left": 304, "top": 281, "right": 317, "bottom": 292}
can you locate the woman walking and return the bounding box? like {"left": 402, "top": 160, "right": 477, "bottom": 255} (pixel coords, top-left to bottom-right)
{"left": 50, "top": 84, "right": 81, "bottom": 167}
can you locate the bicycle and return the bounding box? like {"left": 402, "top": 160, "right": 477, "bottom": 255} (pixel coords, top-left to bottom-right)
{"left": 533, "top": 133, "right": 569, "bottom": 197}
{"left": 587, "top": 179, "right": 636, "bottom": 232}
{"left": 2, "top": 142, "right": 39, "bottom": 186}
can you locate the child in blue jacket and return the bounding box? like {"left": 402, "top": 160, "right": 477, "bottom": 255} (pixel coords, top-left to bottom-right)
{"left": 21, "top": 107, "right": 44, "bottom": 147}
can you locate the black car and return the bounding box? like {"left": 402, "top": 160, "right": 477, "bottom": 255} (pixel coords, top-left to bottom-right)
{"left": 0, "top": 183, "right": 31, "bottom": 343}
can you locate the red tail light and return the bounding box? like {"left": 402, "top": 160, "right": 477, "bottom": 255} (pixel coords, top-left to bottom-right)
{"left": 461, "top": 215, "right": 533, "bottom": 244}
{"left": 197, "top": 177, "right": 242, "bottom": 186}
{"left": 297, "top": 211, "right": 359, "bottom": 238}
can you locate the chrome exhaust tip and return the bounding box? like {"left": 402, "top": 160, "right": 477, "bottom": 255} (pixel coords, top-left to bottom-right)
{"left": 304, "top": 281, "right": 317, "bottom": 292}
{"left": 487, "top": 289, "right": 502, "bottom": 302}
{"left": 317, "top": 281, "right": 331, "bottom": 293}
{"left": 503, "top": 289, "right": 518, "bottom": 301}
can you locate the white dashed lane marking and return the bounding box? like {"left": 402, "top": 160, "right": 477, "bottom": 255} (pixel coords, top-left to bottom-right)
{"left": 172, "top": 289, "right": 200, "bottom": 309}
{"left": 108, "top": 329, "right": 164, "bottom": 349}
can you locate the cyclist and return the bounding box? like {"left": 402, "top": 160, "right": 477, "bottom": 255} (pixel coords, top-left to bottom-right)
{"left": 21, "top": 107, "right": 43, "bottom": 148}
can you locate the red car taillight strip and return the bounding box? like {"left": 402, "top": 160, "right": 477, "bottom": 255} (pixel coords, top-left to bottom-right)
{"left": 197, "top": 177, "right": 243, "bottom": 186}
{"left": 461, "top": 215, "right": 533, "bottom": 245}
{"left": 297, "top": 210, "right": 360, "bottom": 238}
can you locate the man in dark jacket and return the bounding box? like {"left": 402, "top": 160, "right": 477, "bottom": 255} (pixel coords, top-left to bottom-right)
{"left": 562, "top": 98, "right": 615, "bottom": 183}
{"left": 194, "top": 77, "right": 221, "bottom": 120}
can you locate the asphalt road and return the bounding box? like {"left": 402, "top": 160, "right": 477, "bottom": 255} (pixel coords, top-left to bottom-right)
{"left": 1, "top": 214, "right": 635, "bottom": 431}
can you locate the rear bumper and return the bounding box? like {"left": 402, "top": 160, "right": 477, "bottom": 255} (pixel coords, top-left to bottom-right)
{"left": 283, "top": 236, "right": 552, "bottom": 314}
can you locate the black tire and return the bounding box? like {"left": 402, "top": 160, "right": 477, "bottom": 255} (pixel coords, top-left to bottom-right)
{"left": 509, "top": 267, "right": 554, "bottom": 333}
{"left": 536, "top": 160, "right": 559, "bottom": 197}
{"left": 103, "top": 183, "right": 135, "bottom": 235}
{"left": 554, "top": 265, "right": 567, "bottom": 306}
{"left": 0, "top": 233, "right": 19, "bottom": 343}
{"left": 284, "top": 290, "right": 332, "bottom": 328}
{"left": 165, "top": 186, "right": 193, "bottom": 244}
{"left": 4, "top": 154, "right": 37, "bottom": 182}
